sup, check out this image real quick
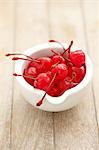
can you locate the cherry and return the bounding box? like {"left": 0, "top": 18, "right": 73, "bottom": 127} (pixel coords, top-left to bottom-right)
{"left": 27, "top": 67, "right": 37, "bottom": 77}
{"left": 29, "top": 57, "right": 52, "bottom": 73}
{"left": 37, "top": 57, "right": 52, "bottom": 72}
{"left": 65, "top": 76, "right": 72, "bottom": 82}
{"left": 46, "top": 71, "right": 52, "bottom": 78}
{"left": 71, "top": 66, "right": 86, "bottom": 83}
{"left": 70, "top": 50, "right": 85, "bottom": 67}
{"left": 36, "top": 73, "right": 57, "bottom": 106}
{"left": 66, "top": 61, "right": 73, "bottom": 67}
{"left": 34, "top": 73, "right": 51, "bottom": 91}
{"left": 26, "top": 67, "right": 37, "bottom": 77}
{"left": 63, "top": 59, "right": 73, "bottom": 75}
{"left": 52, "top": 55, "right": 65, "bottom": 64}
{"left": 51, "top": 63, "right": 68, "bottom": 80}
{"left": 24, "top": 69, "right": 35, "bottom": 86}
{"left": 13, "top": 73, "right": 35, "bottom": 86}
{"left": 23, "top": 67, "right": 38, "bottom": 86}
{"left": 58, "top": 80, "right": 71, "bottom": 93}
{"left": 47, "top": 86, "right": 61, "bottom": 97}
{"left": 67, "top": 66, "right": 73, "bottom": 78}
{"left": 58, "top": 76, "right": 79, "bottom": 94}
{"left": 28, "top": 61, "right": 42, "bottom": 73}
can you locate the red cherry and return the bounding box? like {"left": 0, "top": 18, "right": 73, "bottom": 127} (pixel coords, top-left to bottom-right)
{"left": 52, "top": 55, "right": 65, "bottom": 64}
{"left": 34, "top": 73, "right": 51, "bottom": 91}
{"left": 51, "top": 63, "right": 68, "bottom": 80}
{"left": 28, "top": 57, "right": 52, "bottom": 73}
{"left": 26, "top": 67, "right": 37, "bottom": 78}
{"left": 58, "top": 80, "right": 71, "bottom": 93}
{"left": 28, "top": 61, "right": 42, "bottom": 73}
{"left": 13, "top": 71, "right": 35, "bottom": 86}
{"left": 23, "top": 69, "right": 35, "bottom": 86}
{"left": 47, "top": 86, "right": 61, "bottom": 97}
{"left": 70, "top": 50, "right": 85, "bottom": 67}
{"left": 37, "top": 57, "right": 52, "bottom": 72}
{"left": 65, "top": 77, "right": 78, "bottom": 88}
{"left": 72, "top": 66, "right": 86, "bottom": 83}
{"left": 46, "top": 71, "right": 52, "bottom": 78}
{"left": 36, "top": 73, "right": 57, "bottom": 106}
{"left": 65, "top": 76, "right": 72, "bottom": 82}
{"left": 67, "top": 66, "right": 72, "bottom": 77}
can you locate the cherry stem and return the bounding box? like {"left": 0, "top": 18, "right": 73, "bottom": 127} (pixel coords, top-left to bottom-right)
{"left": 49, "top": 40, "right": 66, "bottom": 51}
{"left": 12, "top": 57, "right": 40, "bottom": 63}
{"left": 46, "top": 73, "right": 57, "bottom": 91}
{"left": 51, "top": 61, "right": 60, "bottom": 68}
{"left": 5, "top": 53, "right": 34, "bottom": 61}
{"left": 64, "top": 57, "right": 71, "bottom": 62}
{"left": 61, "top": 41, "right": 73, "bottom": 56}
{"left": 36, "top": 93, "right": 46, "bottom": 106}
{"left": 36, "top": 73, "right": 57, "bottom": 106}
{"left": 13, "top": 73, "right": 36, "bottom": 80}
{"left": 67, "top": 62, "right": 73, "bottom": 66}
{"left": 51, "top": 50, "right": 60, "bottom": 55}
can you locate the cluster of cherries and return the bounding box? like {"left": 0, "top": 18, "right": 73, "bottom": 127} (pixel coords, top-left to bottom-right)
{"left": 6, "top": 40, "right": 86, "bottom": 106}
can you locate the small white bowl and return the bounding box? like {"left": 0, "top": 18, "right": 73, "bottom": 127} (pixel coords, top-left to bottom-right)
{"left": 15, "top": 43, "right": 93, "bottom": 112}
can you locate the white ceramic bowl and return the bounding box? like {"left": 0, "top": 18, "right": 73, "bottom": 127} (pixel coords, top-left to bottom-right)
{"left": 15, "top": 43, "right": 93, "bottom": 112}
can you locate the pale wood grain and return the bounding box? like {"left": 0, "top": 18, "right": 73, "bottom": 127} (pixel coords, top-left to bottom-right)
{"left": 11, "top": 1, "right": 54, "bottom": 150}
{"left": 48, "top": 0, "right": 99, "bottom": 149}
{"left": 82, "top": 0, "right": 99, "bottom": 134}
{"left": 0, "top": 0, "right": 99, "bottom": 150}
{"left": 0, "top": 1, "right": 15, "bottom": 150}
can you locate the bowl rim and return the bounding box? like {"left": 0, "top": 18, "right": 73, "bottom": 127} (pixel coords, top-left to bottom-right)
{"left": 15, "top": 42, "right": 93, "bottom": 105}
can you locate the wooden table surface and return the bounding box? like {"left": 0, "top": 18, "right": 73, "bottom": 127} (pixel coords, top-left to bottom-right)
{"left": 0, "top": 0, "right": 99, "bottom": 150}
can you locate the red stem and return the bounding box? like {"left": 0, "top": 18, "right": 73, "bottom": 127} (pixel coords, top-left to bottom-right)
{"left": 51, "top": 50, "right": 60, "bottom": 55}
{"left": 49, "top": 40, "right": 66, "bottom": 51}
{"left": 61, "top": 41, "right": 73, "bottom": 56}
{"left": 12, "top": 57, "right": 40, "bottom": 63}
{"left": 46, "top": 73, "right": 57, "bottom": 91}
{"left": 51, "top": 61, "right": 60, "bottom": 68}
{"left": 13, "top": 73, "right": 36, "bottom": 80}
{"left": 36, "top": 93, "right": 46, "bottom": 106}
{"left": 5, "top": 53, "right": 34, "bottom": 60}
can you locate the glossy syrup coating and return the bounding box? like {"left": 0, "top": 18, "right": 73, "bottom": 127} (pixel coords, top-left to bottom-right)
{"left": 70, "top": 50, "right": 85, "bottom": 67}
